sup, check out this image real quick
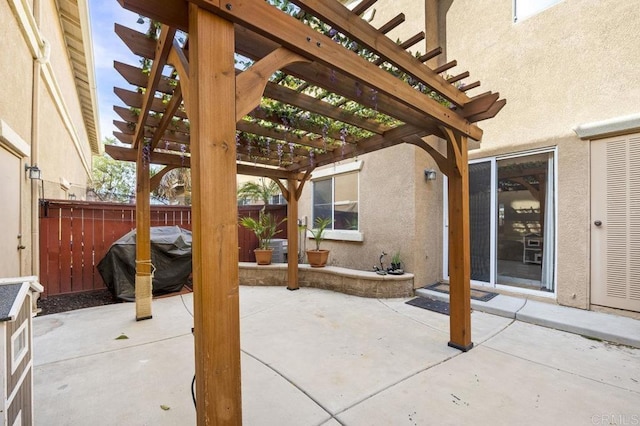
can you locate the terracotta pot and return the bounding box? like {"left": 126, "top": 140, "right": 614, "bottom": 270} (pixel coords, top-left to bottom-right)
{"left": 254, "top": 249, "right": 273, "bottom": 265}
{"left": 306, "top": 249, "right": 330, "bottom": 267}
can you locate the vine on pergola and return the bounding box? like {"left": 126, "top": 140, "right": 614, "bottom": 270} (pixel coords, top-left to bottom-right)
{"left": 116, "top": 0, "right": 488, "bottom": 175}
{"left": 109, "top": 0, "right": 503, "bottom": 179}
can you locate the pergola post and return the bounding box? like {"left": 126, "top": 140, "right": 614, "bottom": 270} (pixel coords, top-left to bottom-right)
{"left": 445, "top": 130, "right": 473, "bottom": 351}
{"left": 286, "top": 178, "right": 300, "bottom": 290}
{"left": 189, "top": 5, "right": 242, "bottom": 424}
{"left": 135, "top": 143, "right": 152, "bottom": 321}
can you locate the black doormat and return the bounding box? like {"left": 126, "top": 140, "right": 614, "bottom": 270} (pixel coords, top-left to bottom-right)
{"left": 406, "top": 297, "right": 450, "bottom": 315}
{"left": 423, "top": 283, "right": 499, "bottom": 302}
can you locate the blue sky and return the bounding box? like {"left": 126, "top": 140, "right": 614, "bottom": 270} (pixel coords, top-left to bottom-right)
{"left": 88, "top": 0, "right": 142, "bottom": 143}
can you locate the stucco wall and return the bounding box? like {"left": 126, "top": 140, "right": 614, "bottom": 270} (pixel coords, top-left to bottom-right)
{"left": 299, "top": 0, "right": 640, "bottom": 309}
{"left": 445, "top": 0, "right": 640, "bottom": 146}
{"left": 2, "top": 0, "right": 37, "bottom": 277}
{"left": 1, "top": 0, "right": 96, "bottom": 277}
{"left": 444, "top": 0, "right": 640, "bottom": 308}
{"left": 38, "top": 0, "right": 93, "bottom": 194}
{"left": 0, "top": 1, "right": 34, "bottom": 141}
{"left": 296, "top": 1, "right": 451, "bottom": 287}
{"left": 38, "top": 81, "right": 89, "bottom": 200}
{"left": 298, "top": 142, "right": 443, "bottom": 288}
{"left": 300, "top": 147, "right": 419, "bottom": 276}
{"left": 414, "top": 142, "right": 444, "bottom": 286}
{"left": 40, "top": 0, "right": 92, "bottom": 162}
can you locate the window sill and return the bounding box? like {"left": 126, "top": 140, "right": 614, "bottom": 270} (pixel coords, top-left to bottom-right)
{"left": 307, "top": 229, "right": 364, "bottom": 242}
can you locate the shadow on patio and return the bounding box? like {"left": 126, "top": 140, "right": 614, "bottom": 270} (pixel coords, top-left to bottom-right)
{"left": 33, "top": 286, "right": 639, "bottom": 425}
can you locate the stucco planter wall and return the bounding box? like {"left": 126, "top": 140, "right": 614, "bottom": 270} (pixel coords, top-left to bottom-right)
{"left": 239, "top": 262, "right": 414, "bottom": 298}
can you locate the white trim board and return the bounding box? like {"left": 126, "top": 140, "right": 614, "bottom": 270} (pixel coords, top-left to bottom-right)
{"left": 0, "top": 120, "right": 30, "bottom": 158}
{"left": 311, "top": 160, "right": 363, "bottom": 180}
{"left": 574, "top": 113, "right": 640, "bottom": 140}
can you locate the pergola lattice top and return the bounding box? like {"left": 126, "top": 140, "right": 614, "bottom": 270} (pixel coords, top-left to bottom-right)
{"left": 109, "top": 0, "right": 505, "bottom": 182}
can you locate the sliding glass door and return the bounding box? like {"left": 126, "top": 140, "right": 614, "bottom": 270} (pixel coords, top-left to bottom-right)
{"left": 469, "top": 161, "right": 492, "bottom": 283}
{"left": 444, "top": 150, "right": 556, "bottom": 293}
{"left": 496, "top": 152, "right": 555, "bottom": 292}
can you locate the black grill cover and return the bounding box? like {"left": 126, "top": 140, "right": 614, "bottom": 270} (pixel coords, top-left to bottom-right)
{"left": 97, "top": 226, "right": 192, "bottom": 301}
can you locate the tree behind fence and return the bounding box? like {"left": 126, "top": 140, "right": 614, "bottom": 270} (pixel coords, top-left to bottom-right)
{"left": 39, "top": 200, "right": 287, "bottom": 297}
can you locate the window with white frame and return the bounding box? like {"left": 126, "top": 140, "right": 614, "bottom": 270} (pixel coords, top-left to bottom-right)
{"left": 313, "top": 172, "right": 359, "bottom": 231}
{"left": 311, "top": 161, "right": 363, "bottom": 241}
{"left": 11, "top": 321, "right": 28, "bottom": 373}
{"left": 513, "top": 0, "right": 562, "bottom": 22}
{"left": 270, "top": 194, "right": 286, "bottom": 205}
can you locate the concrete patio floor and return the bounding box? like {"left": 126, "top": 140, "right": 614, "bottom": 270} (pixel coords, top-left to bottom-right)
{"left": 33, "top": 286, "right": 640, "bottom": 425}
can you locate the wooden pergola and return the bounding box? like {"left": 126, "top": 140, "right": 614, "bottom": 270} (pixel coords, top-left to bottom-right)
{"left": 108, "top": 0, "right": 504, "bottom": 423}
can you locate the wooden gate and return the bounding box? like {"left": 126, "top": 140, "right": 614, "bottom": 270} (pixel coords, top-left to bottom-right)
{"left": 39, "top": 200, "right": 286, "bottom": 297}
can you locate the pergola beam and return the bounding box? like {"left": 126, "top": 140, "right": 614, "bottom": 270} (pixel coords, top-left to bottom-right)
{"left": 234, "top": 26, "right": 453, "bottom": 137}
{"left": 114, "top": 121, "right": 190, "bottom": 145}
{"left": 248, "top": 108, "right": 355, "bottom": 144}
{"left": 215, "top": 0, "right": 482, "bottom": 139}
{"left": 378, "top": 13, "right": 405, "bottom": 34}
{"left": 115, "top": 105, "right": 190, "bottom": 134}
{"left": 131, "top": 25, "right": 176, "bottom": 149}
{"left": 351, "top": 0, "right": 377, "bottom": 16}
{"left": 106, "top": 144, "right": 304, "bottom": 181}
{"left": 118, "top": 0, "right": 483, "bottom": 140}
{"left": 113, "top": 28, "right": 390, "bottom": 134}
{"left": 149, "top": 84, "right": 184, "bottom": 149}
{"left": 404, "top": 134, "right": 453, "bottom": 177}
{"left": 149, "top": 165, "right": 178, "bottom": 190}
{"left": 236, "top": 47, "right": 310, "bottom": 120}
{"left": 262, "top": 82, "right": 389, "bottom": 134}
{"left": 236, "top": 121, "right": 327, "bottom": 151}
{"left": 168, "top": 40, "right": 191, "bottom": 114}
{"left": 115, "top": 23, "right": 461, "bottom": 141}
{"left": 288, "top": 0, "right": 469, "bottom": 107}
{"left": 290, "top": 123, "right": 430, "bottom": 171}
{"left": 114, "top": 87, "right": 188, "bottom": 118}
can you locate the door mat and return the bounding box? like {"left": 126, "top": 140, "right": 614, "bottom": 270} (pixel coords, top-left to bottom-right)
{"left": 423, "top": 283, "right": 498, "bottom": 302}
{"left": 405, "top": 297, "right": 450, "bottom": 315}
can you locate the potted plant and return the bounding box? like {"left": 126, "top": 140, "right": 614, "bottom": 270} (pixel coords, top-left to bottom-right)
{"left": 239, "top": 208, "right": 286, "bottom": 265}
{"left": 389, "top": 251, "right": 404, "bottom": 274}
{"left": 306, "top": 216, "right": 332, "bottom": 267}
{"left": 391, "top": 251, "right": 402, "bottom": 271}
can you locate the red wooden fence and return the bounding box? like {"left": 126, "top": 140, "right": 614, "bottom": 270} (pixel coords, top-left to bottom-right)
{"left": 39, "top": 200, "right": 286, "bottom": 297}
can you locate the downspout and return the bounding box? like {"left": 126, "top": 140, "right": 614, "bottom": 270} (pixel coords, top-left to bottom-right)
{"left": 30, "top": 0, "right": 43, "bottom": 277}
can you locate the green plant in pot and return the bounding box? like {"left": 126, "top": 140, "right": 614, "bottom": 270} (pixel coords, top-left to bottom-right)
{"left": 306, "top": 216, "right": 332, "bottom": 267}
{"left": 390, "top": 251, "right": 404, "bottom": 274}
{"left": 239, "top": 209, "right": 286, "bottom": 265}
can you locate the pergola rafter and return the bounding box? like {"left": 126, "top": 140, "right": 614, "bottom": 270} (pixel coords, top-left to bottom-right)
{"left": 107, "top": 0, "right": 505, "bottom": 422}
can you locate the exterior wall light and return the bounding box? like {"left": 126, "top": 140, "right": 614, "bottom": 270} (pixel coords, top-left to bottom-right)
{"left": 424, "top": 169, "right": 437, "bottom": 181}
{"left": 68, "top": 193, "right": 76, "bottom": 200}
{"left": 25, "top": 164, "right": 42, "bottom": 180}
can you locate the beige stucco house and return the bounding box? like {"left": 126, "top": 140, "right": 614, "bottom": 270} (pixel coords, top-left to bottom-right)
{"left": 299, "top": 0, "right": 640, "bottom": 315}
{"left": 0, "top": 0, "right": 100, "bottom": 280}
